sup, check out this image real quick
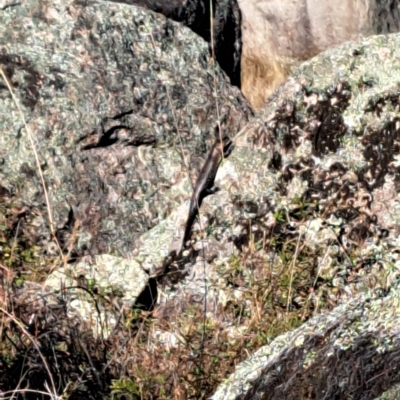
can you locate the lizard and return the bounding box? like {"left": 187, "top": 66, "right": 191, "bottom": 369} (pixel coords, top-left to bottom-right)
{"left": 181, "top": 134, "right": 234, "bottom": 249}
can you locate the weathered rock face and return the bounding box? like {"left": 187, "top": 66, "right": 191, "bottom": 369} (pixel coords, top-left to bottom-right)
{"left": 210, "top": 33, "right": 400, "bottom": 399}
{"left": 0, "top": 0, "right": 251, "bottom": 261}
{"left": 240, "top": 0, "right": 400, "bottom": 109}
{"left": 0, "top": 0, "right": 252, "bottom": 341}
{"left": 211, "top": 285, "right": 400, "bottom": 400}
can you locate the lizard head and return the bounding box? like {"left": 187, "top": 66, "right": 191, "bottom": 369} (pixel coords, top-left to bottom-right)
{"left": 218, "top": 135, "right": 234, "bottom": 158}
{"left": 213, "top": 118, "right": 234, "bottom": 156}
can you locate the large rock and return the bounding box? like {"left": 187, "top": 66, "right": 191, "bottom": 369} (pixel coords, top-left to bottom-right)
{"left": 210, "top": 32, "right": 400, "bottom": 398}
{"left": 0, "top": 0, "right": 251, "bottom": 261}
{"left": 0, "top": 0, "right": 251, "bottom": 338}
{"left": 211, "top": 284, "right": 400, "bottom": 399}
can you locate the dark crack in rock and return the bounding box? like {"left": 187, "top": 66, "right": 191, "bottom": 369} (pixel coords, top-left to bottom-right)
{"left": 106, "top": 0, "right": 242, "bottom": 87}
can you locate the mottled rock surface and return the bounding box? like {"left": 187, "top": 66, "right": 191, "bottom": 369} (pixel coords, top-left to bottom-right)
{"left": 0, "top": 0, "right": 250, "bottom": 261}
{"left": 212, "top": 284, "right": 400, "bottom": 400}
{"left": 0, "top": 0, "right": 251, "bottom": 344}
{"left": 211, "top": 33, "right": 400, "bottom": 399}
{"left": 45, "top": 254, "right": 148, "bottom": 338}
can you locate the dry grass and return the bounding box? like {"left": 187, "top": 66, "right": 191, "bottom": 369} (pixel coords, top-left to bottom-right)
{"left": 100, "top": 220, "right": 334, "bottom": 399}
{"left": 241, "top": 54, "right": 293, "bottom": 109}
{"left": 0, "top": 89, "right": 355, "bottom": 397}
{"left": 1, "top": 141, "right": 374, "bottom": 397}
{"left": 0, "top": 277, "right": 113, "bottom": 399}
{"left": 0, "top": 87, "right": 338, "bottom": 397}
{"left": 0, "top": 206, "right": 334, "bottom": 399}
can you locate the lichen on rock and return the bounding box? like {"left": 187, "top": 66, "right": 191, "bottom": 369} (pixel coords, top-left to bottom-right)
{"left": 211, "top": 32, "right": 400, "bottom": 399}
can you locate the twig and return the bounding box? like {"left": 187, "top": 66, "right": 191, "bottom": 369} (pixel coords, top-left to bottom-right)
{"left": 0, "top": 68, "right": 56, "bottom": 240}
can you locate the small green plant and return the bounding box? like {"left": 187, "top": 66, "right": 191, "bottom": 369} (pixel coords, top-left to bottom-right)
{"left": 273, "top": 208, "right": 287, "bottom": 223}
{"left": 110, "top": 377, "right": 140, "bottom": 400}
